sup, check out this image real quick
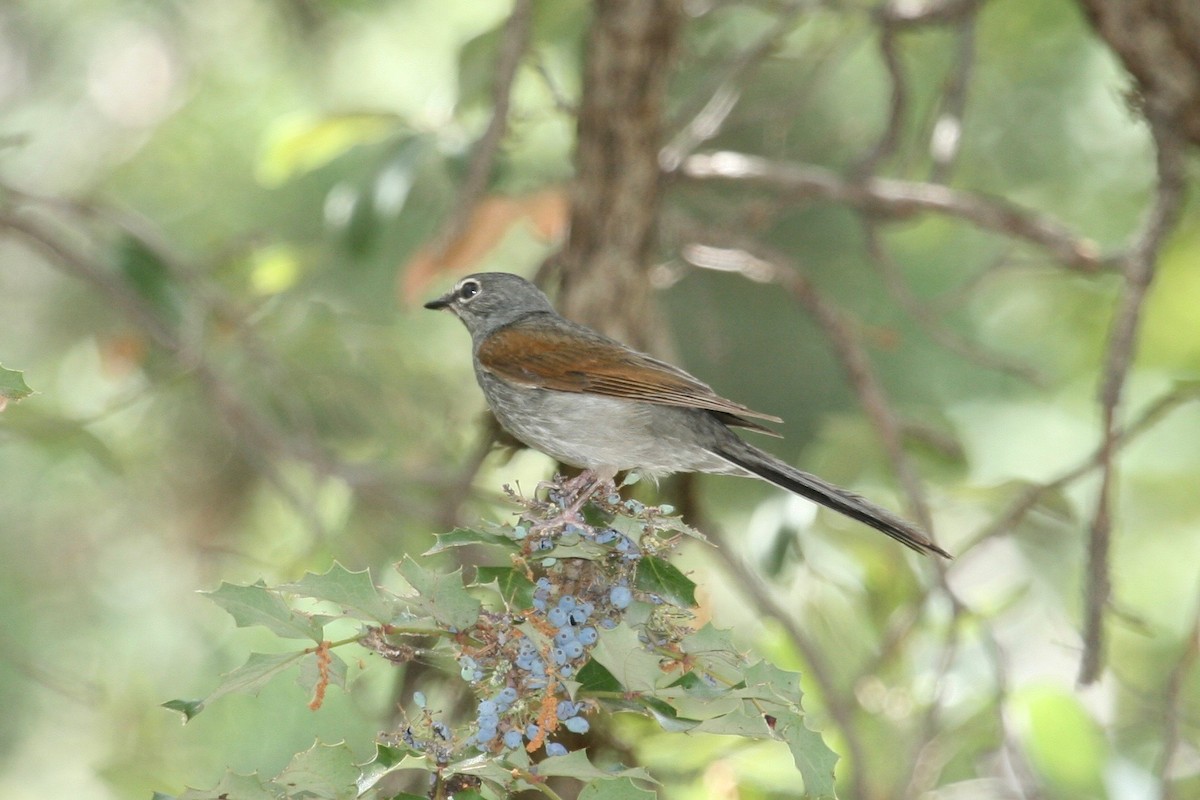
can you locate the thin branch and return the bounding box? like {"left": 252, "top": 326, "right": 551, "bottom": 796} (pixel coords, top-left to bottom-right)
{"left": 927, "top": 7, "right": 978, "bottom": 183}
{"left": 966, "top": 384, "right": 1200, "bottom": 550}
{"left": 661, "top": 1, "right": 810, "bottom": 171}
{"left": 678, "top": 151, "right": 1107, "bottom": 272}
{"left": 861, "top": 220, "right": 1046, "bottom": 385}
{"left": 1080, "top": 114, "right": 1189, "bottom": 685}
{"left": 426, "top": 0, "right": 532, "bottom": 262}
{"left": 681, "top": 239, "right": 937, "bottom": 533}
{"left": 710, "top": 543, "right": 869, "bottom": 800}
{"left": 0, "top": 208, "right": 334, "bottom": 542}
{"left": 1159, "top": 587, "right": 1200, "bottom": 800}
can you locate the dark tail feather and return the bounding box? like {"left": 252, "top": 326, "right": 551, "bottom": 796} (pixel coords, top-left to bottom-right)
{"left": 716, "top": 442, "right": 951, "bottom": 559}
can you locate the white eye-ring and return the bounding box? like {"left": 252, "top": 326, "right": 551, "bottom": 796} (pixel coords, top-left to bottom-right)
{"left": 457, "top": 279, "right": 481, "bottom": 302}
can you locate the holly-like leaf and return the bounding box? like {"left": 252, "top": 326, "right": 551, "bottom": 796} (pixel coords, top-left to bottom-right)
{"left": 396, "top": 556, "right": 481, "bottom": 631}
{"left": 297, "top": 649, "right": 349, "bottom": 695}
{"left": 589, "top": 623, "right": 673, "bottom": 694}
{"left": 281, "top": 562, "right": 394, "bottom": 623}
{"left": 578, "top": 777, "right": 659, "bottom": 800}
{"left": 205, "top": 581, "right": 326, "bottom": 641}
{"left": 163, "top": 651, "right": 309, "bottom": 722}
{"left": 0, "top": 364, "right": 32, "bottom": 410}
{"left": 204, "top": 651, "right": 310, "bottom": 709}
{"left": 533, "top": 749, "right": 656, "bottom": 783}
{"left": 424, "top": 527, "right": 520, "bottom": 554}
{"left": 274, "top": 741, "right": 360, "bottom": 800}
{"left": 679, "top": 624, "right": 746, "bottom": 686}
{"left": 177, "top": 770, "right": 280, "bottom": 800}
{"left": 356, "top": 746, "right": 435, "bottom": 795}
{"left": 773, "top": 708, "right": 840, "bottom": 799}
{"left": 160, "top": 698, "right": 204, "bottom": 722}
{"left": 474, "top": 566, "right": 535, "bottom": 607}
{"left": 634, "top": 556, "right": 696, "bottom": 608}
{"left": 575, "top": 659, "right": 622, "bottom": 693}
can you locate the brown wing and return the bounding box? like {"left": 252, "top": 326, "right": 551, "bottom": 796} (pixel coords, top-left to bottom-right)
{"left": 477, "top": 319, "right": 782, "bottom": 430}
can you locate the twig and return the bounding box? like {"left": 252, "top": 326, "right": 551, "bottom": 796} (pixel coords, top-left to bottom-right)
{"left": 710, "top": 542, "right": 869, "bottom": 800}
{"left": 1158, "top": 588, "right": 1200, "bottom": 800}
{"left": 661, "top": 1, "right": 809, "bottom": 171}
{"left": 681, "top": 239, "right": 937, "bottom": 534}
{"left": 966, "top": 384, "right": 1200, "bottom": 550}
{"left": 861, "top": 221, "right": 1045, "bottom": 384}
{"left": 927, "top": 7, "right": 978, "bottom": 183}
{"left": 1080, "top": 114, "right": 1188, "bottom": 685}
{"left": 678, "top": 151, "right": 1107, "bottom": 273}
{"left": 426, "top": 0, "right": 532, "bottom": 262}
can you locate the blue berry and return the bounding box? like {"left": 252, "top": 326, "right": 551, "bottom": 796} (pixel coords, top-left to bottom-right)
{"left": 546, "top": 742, "right": 568, "bottom": 757}
{"left": 548, "top": 607, "right": 569, "bottom": 627}
{"left": 503, "top": 730, "right": 523, "bottom": 749}
{"left": 564, "top": 641, "right": 584, "bottom": 659}
{"left": 478, "top": 700, "right": 497, "bottom": 715}
{"left": 552, "top": 648, "right": 567, "bottom": 665}
{"left": 610, "top": 585, "right": 632, "bottom": 609}
{"left": 558, "top": 595, "right": 577, "bottom": 611}
{"left": 600, "top": 618, "right": 617, "bottom": 629}
{"left": 412, "top": 691, "right": 426, "bottom": 708}
{"left": 595, "top": 529, "right": 617, "bottom": 544}
{"left": 560, "top": 665, "right": 573, "bottom": 677}
{"left": 526, "top": 723, "right": 540, "bottom": 740}
{"left": 563, "top": 716, "right": 590, "bottom": 734}
{"left": 532, "top": 597, "right": 547, "bottom": 611}
{"left": 554, "top": 629, "right": 575, "bottom": 647}
{"left": 557, "top": 700, "right": 578, "bottom": 719}
{"left": 578, "top": 626, "right": 598, "bottom": 645}
{"left": 568, "top": 608, "right": 589, "bottom": 626}
{"left": 498, "top": 687, "right": 518, "bottom": 704}
{"left": 579, "top": 601, "right": 595, "bottom": 617}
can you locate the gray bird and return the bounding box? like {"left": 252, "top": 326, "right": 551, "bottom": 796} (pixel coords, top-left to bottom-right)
{"left": 425, "top": 272, "right": 950, "bottom": 558}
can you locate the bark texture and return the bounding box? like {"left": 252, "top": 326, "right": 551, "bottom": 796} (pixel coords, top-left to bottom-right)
{"left": 1078, "top": 0, "right": 1200, "bottom": 144}
{"left": 552, "top": 0, "right": 683, "bottom": 352}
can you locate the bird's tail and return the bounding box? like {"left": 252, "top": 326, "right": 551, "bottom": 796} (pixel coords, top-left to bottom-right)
{"left": 713, "top": 440, "right": 951, "bottom": 559}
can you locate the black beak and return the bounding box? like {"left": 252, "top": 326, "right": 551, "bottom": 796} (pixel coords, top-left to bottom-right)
{"left": 423, "top": 293, "right": 453, "bottom": 310}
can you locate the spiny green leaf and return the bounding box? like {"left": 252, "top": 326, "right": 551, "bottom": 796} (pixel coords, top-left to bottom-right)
{"left": 160, "top": 698, "right": 204, "bottom": 722}
{"left": 533, "top": 748, "right": 656, "bottom": 783}
{"left": 396, "top": 556, "right": 481, "bottom": 631}
{"left": 578, "top": 777, "right": 659, "bottom": 800}
{"left": 589, "top": 623, "right": 672, "bottom": 694}
{"left": 281, "top": 562, "right": 394, "bottom": 622}
{"left": 177, "top": 770, "right": 280, "bottom": 800}
{"left": 575, "top": 659, "right": 622, "bottom": 693}
{"left": 274, "top": 741, "right": 360, "bottom": 800}
{"left": 774, "top": 708, "right": 840, "bottom": 799}
{"left": 205, "top": 651, "right": 309, "bottom": 708}
{"left": 297, "top": 649, "right": 349, "bottom": 695}
{"left": 635, "top": 556, "right": 696, "bottom": 608}
{"left": 205, "top": 581, "right": 326, "bottom": 641}
{"left": 0, "top": 364, "right": 32, "bottom": 408}
{"left": 474, "top": 566, "right": 535, "bottom": 607}
{"left": 424, "top": 527, "right": 520, "bottom": 554}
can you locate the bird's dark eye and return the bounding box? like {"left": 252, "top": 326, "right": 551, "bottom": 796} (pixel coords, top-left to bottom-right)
{"left": 458, "top": 280, "right": 481, "bottom": 301}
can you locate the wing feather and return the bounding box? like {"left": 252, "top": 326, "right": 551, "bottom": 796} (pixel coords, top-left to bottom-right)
{"left": 477, "top": 318, "right": 782, "bottom": 431}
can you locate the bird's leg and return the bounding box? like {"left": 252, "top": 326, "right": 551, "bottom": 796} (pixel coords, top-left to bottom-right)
{"left": 529, "top": 468, "right": 617, "bottom": 533}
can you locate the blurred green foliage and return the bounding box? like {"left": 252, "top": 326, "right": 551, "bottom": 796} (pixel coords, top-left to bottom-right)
{"left": 1, "top": 0, "right": 1198, "bottom": 798}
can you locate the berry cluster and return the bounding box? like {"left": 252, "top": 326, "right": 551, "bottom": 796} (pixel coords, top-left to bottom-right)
{"left": 394, "top": 479, "right": 699, "bottom": 768}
